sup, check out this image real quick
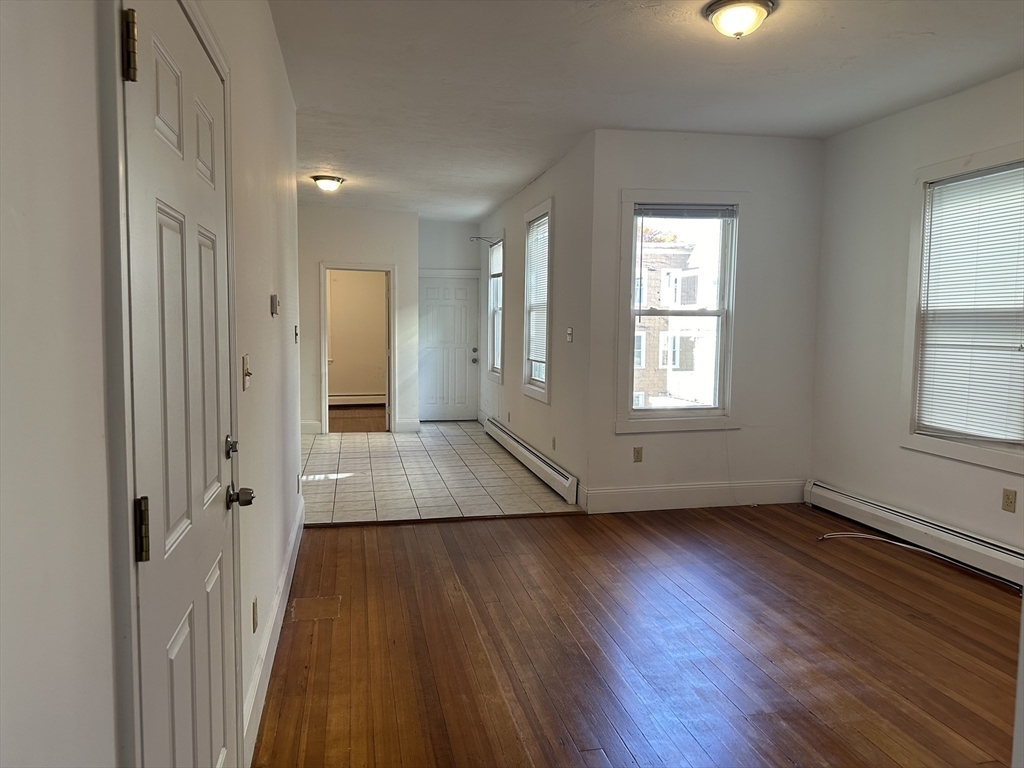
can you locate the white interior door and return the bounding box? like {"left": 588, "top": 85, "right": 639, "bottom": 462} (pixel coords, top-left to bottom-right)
{"left": 125, "top": 2, "right": 238, "bottom": 766}
{"left": 419, "top": 276, "right": 479, "bottom": 420}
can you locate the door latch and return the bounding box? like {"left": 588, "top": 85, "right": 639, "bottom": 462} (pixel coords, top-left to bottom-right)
{"left": 225, "top": 435, "right": 239, "bottom": 460}
{"left": 226, "top": 484, "right": 256, "bottom": 509}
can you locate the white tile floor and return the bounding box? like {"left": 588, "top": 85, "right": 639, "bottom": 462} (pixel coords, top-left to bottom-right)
{"left": 300, "top": 421, "right": 583, "bottom": 524}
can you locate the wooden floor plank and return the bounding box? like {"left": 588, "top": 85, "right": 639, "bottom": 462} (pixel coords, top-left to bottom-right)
{"left": 252, "top": 504, "right": 1021, "bottom": 768}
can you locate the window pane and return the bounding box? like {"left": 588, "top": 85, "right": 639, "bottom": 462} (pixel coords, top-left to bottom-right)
{"left": 916, "top": 163, "right": 1024, "bottom": 443}
{"left": 489, "top": 274, "right": 503, "bottom": 372}
{"left": 633, "top": 315, "right": 719, "bottom": 409}
{"left": 525, "top": 213, "right": 549, "bottom": 386}
{"left": 635, "top": 216, "right": 724, "bottom": 312}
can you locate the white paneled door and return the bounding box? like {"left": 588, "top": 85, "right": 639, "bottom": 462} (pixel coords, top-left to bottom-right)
{"left": 419, "top": 277, "right": 479, "bottom": 420}
{"left": 125, "top": 3, "right": 238, "bottom": 767}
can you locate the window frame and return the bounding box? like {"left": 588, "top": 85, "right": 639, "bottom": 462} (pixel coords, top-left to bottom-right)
{"left": 615, "top": 189, "right": 742, "bottom": 434}
{"left": 487, "top": 237, "right": 505, "bottom": 384}
{"left": 899, "top": 144, "right": 1024, "bottom": 474}
{"left": 522, "top": 198, "right": 553, "bottom": 403}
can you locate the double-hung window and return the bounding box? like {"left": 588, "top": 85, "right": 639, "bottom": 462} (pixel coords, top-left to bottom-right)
{"left": 913, "top": 162, "right": 1024, "bottom": 447}
{"left": 487, "top": 240, "right": 504, "bottom": 380}
{"left": 523, "top": 199, "right": 552, "bottom": 402}
{"left": 625, "top": 201, "right": 736, "bottom": 417}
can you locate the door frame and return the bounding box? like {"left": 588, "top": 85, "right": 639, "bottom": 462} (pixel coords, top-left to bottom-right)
{"left": 102, "top": 1, "right": 243, "bottom": 765}
{"left": 319, "top": 262, "right": 396, "bottom": 433}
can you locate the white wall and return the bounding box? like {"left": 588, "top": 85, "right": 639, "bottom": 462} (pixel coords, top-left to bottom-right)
{"left": 0, "top": 2, "right": 300, "bottom": 765}
{"left": 419, "top": 219, "right": 479, "bottom": 270}
{"left": 813, "top": 70, "right": 1024, "bottom": 550}
{"left": 478, "top": 133, "right": 596, "bottom": 487}
{"left": 327, "top": 270, "right": 388, "bottom": 397}
{"left": 199, "top": 0, "right": 301, "bottom": 758}
{"left": 299, "top": 207, "right": 420, "bottom": 431}
{"left": 585, "top": 130, "right": 823, "bottom": 511}
{"left": 0, "top": 2, "right": 118, "bottom": 765}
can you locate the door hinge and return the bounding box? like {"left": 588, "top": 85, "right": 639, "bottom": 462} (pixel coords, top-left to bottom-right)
{"left": 122, "top": 9, "right": 139, "bottom": 82}
{"left": 134, "top": 496, "right": 150, "bottom": 562}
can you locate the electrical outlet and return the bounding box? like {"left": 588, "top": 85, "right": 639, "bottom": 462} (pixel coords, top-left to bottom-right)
{"left": 566, "top": 327, "right": 573, "bottom": 343}
{"left": 633, "top": 446, "right": 643, "bottom": 463}
{"left": 552, "top": 436, "right": 556, "bottom": 450}
{"left": 252, "top": 597, "right": 259, "bottom": 633}
{"left": 507, "top": 411, "right": 511, "bottom": 423}
{"left": 1002, "top": 488, "right": 1018, "bottom": 513}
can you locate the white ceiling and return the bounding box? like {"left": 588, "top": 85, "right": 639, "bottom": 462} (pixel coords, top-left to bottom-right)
{"left": 268, "top": 0, "right": 1024, "bottom": 222}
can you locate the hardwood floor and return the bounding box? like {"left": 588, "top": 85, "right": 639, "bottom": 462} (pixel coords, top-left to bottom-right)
{"left": 252, "top": 503, "right": 1021, "bottom": 767}
{"left": 329, "top": 405, "right": 387, "bottom": 433}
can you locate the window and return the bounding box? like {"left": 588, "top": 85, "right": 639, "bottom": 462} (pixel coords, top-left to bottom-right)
{"left": 662, "top": 269, "right": 698, "bottom": 307}
{"left": 634, "top": 332, "right": 646, "bottom": 369}
{"left": 633, "top": 273, "right": 647, "bottom": 308}
{"left": 487, "top": 241, "right": 504, "bottom": 379}
{"left": 628, "top": 202, "right": 736, "bottom": 414}
{"left": 659, "top": 333, "right": 696, "bottom": 371}
{"left": 524, "top": 200, "right": 552, "bottom": 401}
{"left": 914, "top": 162, "right": 1024, "bottom": 446}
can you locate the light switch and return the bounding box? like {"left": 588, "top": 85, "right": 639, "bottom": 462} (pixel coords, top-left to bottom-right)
{"left": 270, "top": 294, "right": 280, "bottom": 316}
{"left": 566, "top": 327, "right": 573, "bottom": 343}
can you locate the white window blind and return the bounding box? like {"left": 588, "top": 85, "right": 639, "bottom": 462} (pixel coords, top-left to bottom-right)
{"left": 525, "top": 213, "right": 549, "bottom": 385}
{"left": 488, "top": 241, "right": 503, "bottom": 374}
{"left": 916, "top": 162, "right": 1024, "bottom": 445}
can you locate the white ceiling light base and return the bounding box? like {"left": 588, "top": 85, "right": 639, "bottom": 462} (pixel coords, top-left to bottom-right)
{"left": 311, "top": 175, "right": 344, "bottom": 192}
{"left": 703, "top": 0, "right": 776, "bottom": 38}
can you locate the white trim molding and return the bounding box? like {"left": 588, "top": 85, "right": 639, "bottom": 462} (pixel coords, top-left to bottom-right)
{"left": 301, "top": 419, "right": 323, "bottom": 435}
{"left": 419, "top": 268, "right": 480, "bottom": 279}
{"left": 392, "top": 418, "right": 422, "bottom": 433}
{"left": 585, "top": 478, "right": 805, "bottom": 514}
{"left": 243, "top": 499, "right": 304, "bottom": 765}
{"left": 805, "top": 480, "right": 1024, "bottom": 585}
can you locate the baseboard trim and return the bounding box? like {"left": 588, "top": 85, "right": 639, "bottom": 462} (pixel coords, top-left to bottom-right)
{"left": 393, "top": 418, "right": 421, "bottom": 433}
{"left": 242, "top": 497, "right": 304, "bottom": 765}
{"left": 300, "top": 420, "right": 322, "bottom": 435}
{"left": 805, "top": 480, "right": 1024, "bottom": 585}
{"left": 585, "top": 479, "right": 806, "bottom": 514}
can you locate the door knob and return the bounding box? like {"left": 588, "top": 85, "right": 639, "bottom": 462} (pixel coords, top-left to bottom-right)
{"left": 472, "top": 358, "right": 478, "bottom": 364}
{"left": 226, "top": 484, "right": 256, "bottom": 509}
{"left": 472, "top": 347, "right": 478, "bottom": 353}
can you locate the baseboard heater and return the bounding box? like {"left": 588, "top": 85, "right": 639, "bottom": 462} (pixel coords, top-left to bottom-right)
{"left": 484, "top": 418, "right": 578, "bottom": 504}
{"left": 805, "top": 480, "right": 1024, "bottom": 585}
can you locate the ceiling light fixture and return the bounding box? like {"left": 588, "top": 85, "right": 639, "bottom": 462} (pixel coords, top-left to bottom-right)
{"left": 703, "top": 0, "right": 776, "bottom": 38}
{"left": 311, "top": 175, "right": 344, "bottom": 192}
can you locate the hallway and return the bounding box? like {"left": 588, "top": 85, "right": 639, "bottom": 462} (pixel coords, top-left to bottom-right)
{"left": 300, "top": 421, "right": 583, "bottom": 524}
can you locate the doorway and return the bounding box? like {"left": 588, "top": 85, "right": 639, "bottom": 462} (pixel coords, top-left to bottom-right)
{"left": 419, "top": 275, "right": 480, "bottom": 420}
{"left": 323, "top": 268, "right": 390, "bottom": 432}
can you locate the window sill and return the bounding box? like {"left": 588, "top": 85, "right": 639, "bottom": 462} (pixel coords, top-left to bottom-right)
{"left": 900, "top": 433, "right": 1023, "bottom": 475}
{"left": 615, "top": 416, "right": 737, "bottom": 434}
{"left": 523, "top": 381, "right": 549, "bottom": 404}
